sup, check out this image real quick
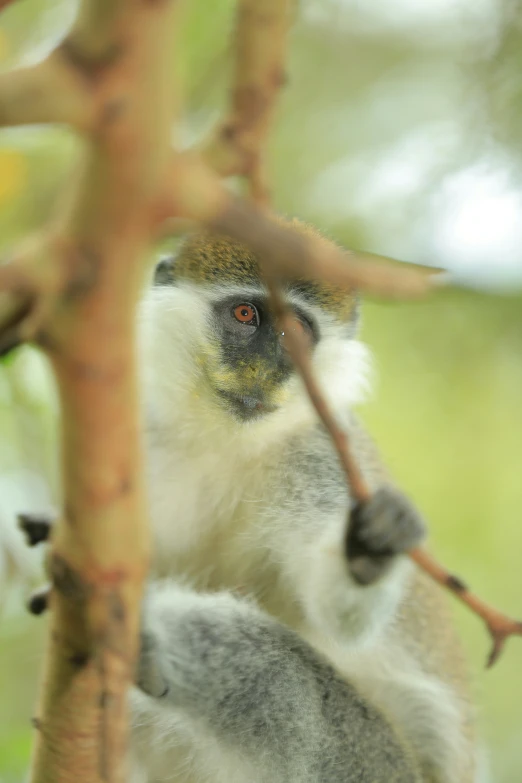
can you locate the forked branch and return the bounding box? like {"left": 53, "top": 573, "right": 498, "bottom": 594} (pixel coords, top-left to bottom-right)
{"left": 410, "top": 549, "right": 522, "bottom": 668}
{"left": 0, "top": 54, "right": 95, "bottom": 130}
{"left": 64, "top": 0, "right": 127, "bottom": 66}
{"left": 157, "top": 156, "right": 441, "bottom": 299}
{"left": 0, "top": 238, "right": 69, "bottom": 355}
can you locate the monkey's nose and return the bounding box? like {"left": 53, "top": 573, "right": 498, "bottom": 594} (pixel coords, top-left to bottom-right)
{"left": 240, "top": 396, "right": 260, "bottom": 410}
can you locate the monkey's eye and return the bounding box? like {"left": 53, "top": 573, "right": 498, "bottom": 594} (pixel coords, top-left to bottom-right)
{"left": 232, "top": 303, "right": 259, "bottom": 326}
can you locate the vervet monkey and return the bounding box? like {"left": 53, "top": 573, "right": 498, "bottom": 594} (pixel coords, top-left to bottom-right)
{"left": 131, "top": 223, "right": 476, "bottom": 782}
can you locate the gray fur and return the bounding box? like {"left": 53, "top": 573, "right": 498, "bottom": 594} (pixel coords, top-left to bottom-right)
{"left": 134, "top": 585, "right": 421, "bottom": 783}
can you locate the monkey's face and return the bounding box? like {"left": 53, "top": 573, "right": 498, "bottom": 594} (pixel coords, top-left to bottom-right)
{"left": 203, "top": 289, "right": 318, "bottom": 420}
{"left": 141, "top": 228, "right": 368, "bottom": 431}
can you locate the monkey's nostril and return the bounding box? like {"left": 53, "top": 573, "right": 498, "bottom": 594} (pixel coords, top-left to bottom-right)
{"left": 241, "top": 396, "right": 259, "bottom": 409}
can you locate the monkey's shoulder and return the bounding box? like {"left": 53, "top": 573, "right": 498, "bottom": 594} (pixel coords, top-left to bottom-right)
{"left": 274, "top": 414, "right": 390, "bottom": 515}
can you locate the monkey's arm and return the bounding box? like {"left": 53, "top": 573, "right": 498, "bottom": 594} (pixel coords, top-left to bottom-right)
{"left": 133, "top": 582, "right": 421, "bottom": 783}
{"left": 275, "top": 489, "right": 422, "bottom": 646}
{"left": 266, "top": 414, "right": 426, "bottom": 646}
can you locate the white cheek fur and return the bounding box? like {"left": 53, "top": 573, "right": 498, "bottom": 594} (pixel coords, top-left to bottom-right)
{"left": 138, "top": 281, "right": 372, "bottom": 447}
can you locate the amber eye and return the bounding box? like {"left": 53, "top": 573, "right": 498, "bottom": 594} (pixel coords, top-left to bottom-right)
{"left": 232, "top": 303, "right": 259, "bottom": 326}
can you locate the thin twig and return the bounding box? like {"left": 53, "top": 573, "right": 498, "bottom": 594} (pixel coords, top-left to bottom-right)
{"left": 267, "top": 275, "right": 522, "bottom": 666}
{"left": 266, "top": 279, "right": 371, "bottom": 503}
{"left": 410, "top": 548, "right": 522, "bottom": 667}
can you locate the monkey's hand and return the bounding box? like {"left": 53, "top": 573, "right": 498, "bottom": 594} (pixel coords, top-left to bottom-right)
{"left": 346, "top": 487, "right": 426, "bottom": 586}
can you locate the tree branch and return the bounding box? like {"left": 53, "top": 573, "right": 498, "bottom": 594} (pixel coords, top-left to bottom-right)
{"left": 201, "top": 0, "right": 294, "bottom": 204}
{"left": 410, "top": 548, "right": 522, "bottom": 668}
{"left": 212, "top": 196, "right": 440, "bottom": 297}
{"left": 0, "top": 54, "right": 95, "bottom": 130}
{"left": 156, "top": 155, "right": 441, "bottom": 299}
{"left": 0, "top": 238, "right": 68, "bottom": 355}
{"left": 64, "top": 0, "right": 129, "bottom": 70}
{"left": 0, "top": 1, "right": 186, "bottom": 781}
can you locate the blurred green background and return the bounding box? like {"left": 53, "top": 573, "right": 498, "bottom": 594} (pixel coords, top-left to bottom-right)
{"left": 0, "top": 1, "right": 521, "bottom": 781}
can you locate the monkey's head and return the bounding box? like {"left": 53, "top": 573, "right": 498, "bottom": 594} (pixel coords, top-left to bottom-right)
{"left": 140, "top": 220, "right": 369, "bottom": 437}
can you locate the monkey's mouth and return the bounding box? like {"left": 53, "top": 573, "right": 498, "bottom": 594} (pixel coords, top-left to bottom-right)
{"left": 217, "top": 390, "right": 279, "bottom": 420}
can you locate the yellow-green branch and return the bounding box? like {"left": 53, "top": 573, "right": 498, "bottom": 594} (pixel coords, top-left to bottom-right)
{"left": 0, "top": 55, "right": 94, "bottom": 130}
{"left": 0, "top": 1, "right": 185, "bottom": 781}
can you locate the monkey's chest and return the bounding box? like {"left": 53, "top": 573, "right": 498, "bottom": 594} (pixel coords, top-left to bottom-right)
{"left": 146, "top": 445, "right": 283, "bottom": 601}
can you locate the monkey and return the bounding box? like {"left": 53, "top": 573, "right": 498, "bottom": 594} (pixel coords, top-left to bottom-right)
{"left": 126, "top": 221, "right": 476, "bottom": 783}
{"left": 129, "top": 220, "right": 478, "bottom": 783}
{"left": 128, "top": 219, "right": 478, "bottom": 783}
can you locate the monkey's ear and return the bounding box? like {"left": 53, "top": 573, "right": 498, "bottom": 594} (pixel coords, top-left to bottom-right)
{"left": 154, "top": 255, "right": 177, "bottom": 286}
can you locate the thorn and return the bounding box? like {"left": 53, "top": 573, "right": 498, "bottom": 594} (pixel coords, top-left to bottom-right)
{"left": 486, "top": 621, "right": 522, "bottom": 668}
{"left": 446, "top": 574, "right": 467, "bottom": 593}
{"left": 18, "top": 513, "right": 53, "bottom": 546}
{"left": 28, "top": 584, "right": 51, "bottom": 615}
{"left": 486, "top": 637, "right": 503, "bottom": 669}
